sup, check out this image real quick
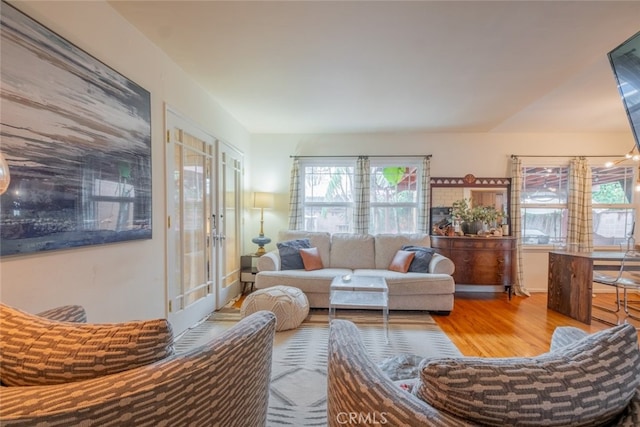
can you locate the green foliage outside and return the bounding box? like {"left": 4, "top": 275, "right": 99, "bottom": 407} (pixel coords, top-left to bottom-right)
{"left": 592, "top": 182, "right": 628, "bottom": 204}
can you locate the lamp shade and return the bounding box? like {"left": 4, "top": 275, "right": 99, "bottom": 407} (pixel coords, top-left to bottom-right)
{"left": 253, "top": 192, "right": 274, "bottom": 209}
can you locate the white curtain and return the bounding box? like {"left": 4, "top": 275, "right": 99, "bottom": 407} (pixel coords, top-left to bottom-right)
{"left": 567, "top": 157, "right": 593, "bottom": 252}
{"left": 287, "top": 158, "right": 302, "bottom": 230}
{"left": 417, "top": 156, "right": 431, "bottom": 233}
{"left": 510, "top": 156, "right": 530, "bottom": 296}
{"left": 354, "top": 156, "right": 370, "bottom": 234}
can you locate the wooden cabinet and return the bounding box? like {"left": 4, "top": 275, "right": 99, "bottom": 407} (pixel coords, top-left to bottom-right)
{"left": 430, "top": 236, "right": 516, "bottom": 297}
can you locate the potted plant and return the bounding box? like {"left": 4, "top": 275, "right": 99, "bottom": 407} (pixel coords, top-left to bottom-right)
{"left": 450, "top": 198, "right": 501, "bottom": 235}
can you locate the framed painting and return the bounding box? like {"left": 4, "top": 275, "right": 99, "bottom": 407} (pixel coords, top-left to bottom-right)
{"left": 0, "top": 2, "right": 152, "bottom": 256}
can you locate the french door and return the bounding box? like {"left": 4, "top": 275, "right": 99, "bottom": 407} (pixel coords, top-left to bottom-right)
{"left": 215, "top": 142, "right": 243, "bottom": 308}
{"left": 166, "top": 109, "right": 242, "bottom": 335}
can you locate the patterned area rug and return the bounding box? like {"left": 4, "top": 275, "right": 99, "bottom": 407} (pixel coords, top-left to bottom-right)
{"left": 175, "top": 308, "right": 462, "bottom": 427}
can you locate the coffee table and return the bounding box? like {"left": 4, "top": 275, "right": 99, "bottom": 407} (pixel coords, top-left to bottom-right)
{"left": 329, "top": 275, "right": 389, "bottom": 343}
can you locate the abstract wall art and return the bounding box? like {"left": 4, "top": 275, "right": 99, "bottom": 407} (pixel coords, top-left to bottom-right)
{"left": 0, "top": 1, "right": 152, "bottom": 256}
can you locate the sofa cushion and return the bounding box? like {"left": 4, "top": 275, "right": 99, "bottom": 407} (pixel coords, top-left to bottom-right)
{"left": 278, "top": 231, "right": 332, "bottom": 267}
{"left": 388, "top": 250, "right": 415, "bottom": 273}
{"left": 374, "top": 233, "right": 430, "bottom": 269}
{"left": 0, "top": 303, "right": 175, "bottom": 387}
{"left": 300, "top": 247, "right": 324, "bottom": 271}
{"left": 402, "top": 245, "right": 435, "bottom": 273}
{"left": 330, "top": 233, "right": 375, "bottom": 269}
{"left": 277, "top": 238, "right": 311, "bottom": 270}
{"left": 413, "top": 323, "right": 640, "bottom": 427}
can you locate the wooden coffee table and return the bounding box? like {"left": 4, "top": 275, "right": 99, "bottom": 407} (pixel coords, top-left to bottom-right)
{"left": 329, "top": 275, "right": 389, "bottom": 342}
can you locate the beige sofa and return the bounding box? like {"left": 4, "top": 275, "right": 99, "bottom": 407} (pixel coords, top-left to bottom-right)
{"left": 255, "top": 231, "right": 456, "bottom": 313}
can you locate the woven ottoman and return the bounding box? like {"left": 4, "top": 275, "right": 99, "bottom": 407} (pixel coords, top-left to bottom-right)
{"left": 241, "top": 285, "right": 309, "bottom": 331}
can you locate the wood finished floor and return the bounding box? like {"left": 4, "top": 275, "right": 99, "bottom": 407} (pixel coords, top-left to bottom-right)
{"left": 433, "top": 292, "right": 640, "bottom": 358}
{"left": 233, "top": 290, "right": 639, "bottom": 357}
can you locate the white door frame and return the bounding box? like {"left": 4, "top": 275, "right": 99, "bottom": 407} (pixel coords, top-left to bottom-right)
{"left": 165, "top": 107, "right": 217, "bottom": 336}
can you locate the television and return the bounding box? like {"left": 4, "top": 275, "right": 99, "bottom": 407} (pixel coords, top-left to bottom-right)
{"left": 608, "top": 30, "right": 640, "bottom": 149}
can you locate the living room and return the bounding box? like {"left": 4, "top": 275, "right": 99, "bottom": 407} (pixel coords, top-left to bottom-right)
{"left": 1, "top": 1, "right": 639, "bottom": 330}
{"left": 3, "top": 1, "right": 640, "bottom": 425}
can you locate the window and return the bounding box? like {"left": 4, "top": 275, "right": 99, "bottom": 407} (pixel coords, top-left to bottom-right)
{"left": 369, "top": 161, "right": 420, "bottom": 234}
{"left": 521, "top": 166, "right": 568, "bottom": 245}
{"left": 298, "top": 158, "right": 424, "bottom": 234}
{"left": 301, "top": 161, "right": 355, "bottom": 232}
{"left": 520, "top": 164, "right": 636, "bottom": 247}
{"left": 592, "top": 166, "right": 635, "bottom": 246}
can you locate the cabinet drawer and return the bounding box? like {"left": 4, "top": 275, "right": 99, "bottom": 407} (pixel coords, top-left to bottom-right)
{"left": 241, "top": 272, "right": 256, "bottom": 282}
{"left": 450, "top": 238, "right": 513, "bottom": 250}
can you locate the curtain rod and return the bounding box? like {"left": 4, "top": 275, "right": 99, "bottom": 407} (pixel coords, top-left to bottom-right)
{"left": 511, "top": 154, "right": 626, "bottom": 158}
{"left": 290, "top": 154, "right": 432, "bottom": 159}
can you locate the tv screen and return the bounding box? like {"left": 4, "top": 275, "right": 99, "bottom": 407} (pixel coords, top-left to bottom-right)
{"left": 608, "top": 31, "right": 640, "bottom": 149}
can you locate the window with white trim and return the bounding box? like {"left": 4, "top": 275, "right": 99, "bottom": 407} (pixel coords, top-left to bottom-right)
{"left": 299, "top": 158, "right": 424, "bottom": 234}
{"left": 521, "top": 166, "right": 569, "bottom": 245}
{"left": 592, "top": 166, "right": 635, "bottom": 246}
{"left": 369, "top": 159, "right": 421, "bottom": 234}
{"left": 300, "top": 160, "right": 355, "bottom": 232}
{"left": 520, "top": 164, "right": 635, "bottom": 246}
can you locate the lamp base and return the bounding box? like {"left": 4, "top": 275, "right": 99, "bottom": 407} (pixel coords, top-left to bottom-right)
{"left": 252, "top": 235, "right": 271, "bottom": 256}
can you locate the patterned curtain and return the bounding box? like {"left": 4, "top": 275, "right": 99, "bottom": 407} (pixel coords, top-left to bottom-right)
{"left": 287, "top": 158, "right": 302, "bottom": 230}
{"left": 354, "top": 156, "right": 370, "bottom": 234}
{"left": 510, "top": 156, "right": 530, "bottom": 296}
{"left": 417, "top": 156, "right": 431, "bottom": 233}
{"left": 567, "top": 157, "right": 593, "bottom": 252}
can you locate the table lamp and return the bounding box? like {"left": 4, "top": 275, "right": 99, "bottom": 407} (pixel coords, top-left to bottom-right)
{"left": 252, "top": 192, "right": 274, "bottom": 255}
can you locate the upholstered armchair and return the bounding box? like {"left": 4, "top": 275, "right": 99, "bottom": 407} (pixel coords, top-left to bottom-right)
{"left": 0, "top": 303, "right": 276, "bottom": 427}
{"left": 328, "top": 319, "right": 640, "bottom": 427}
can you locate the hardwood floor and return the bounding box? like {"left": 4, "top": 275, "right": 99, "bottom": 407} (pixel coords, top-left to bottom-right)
{"left": 433, "top": 291, "right": 639, "bottom": 357}
{"left": 233, "top": 289, "right": 639, "bottom": 357}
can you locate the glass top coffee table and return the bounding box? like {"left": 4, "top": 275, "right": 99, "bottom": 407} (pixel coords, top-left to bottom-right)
{"left": 329, "top": 275, "right": 389, "bottom": 343}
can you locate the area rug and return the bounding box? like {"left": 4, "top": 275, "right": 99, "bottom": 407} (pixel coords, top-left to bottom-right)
{"left": 175, "top": 308, "right": 462, "bottom": 427}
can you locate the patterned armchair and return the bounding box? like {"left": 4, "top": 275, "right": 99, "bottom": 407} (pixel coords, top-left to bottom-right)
{"left": 0, "top": 303, "right": 276, "bottom": 427}
{"left": 328, "top": 319, "right": 640, "bottom": 427}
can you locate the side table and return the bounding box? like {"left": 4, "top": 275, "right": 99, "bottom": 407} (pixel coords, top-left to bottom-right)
{"left": 240, "top": 254, "right": 259, "bottom": 294}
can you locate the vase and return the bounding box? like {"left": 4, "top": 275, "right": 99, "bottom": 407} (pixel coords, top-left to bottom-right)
{"left": 462, "top": 220, "right": 484, "bottom": 235}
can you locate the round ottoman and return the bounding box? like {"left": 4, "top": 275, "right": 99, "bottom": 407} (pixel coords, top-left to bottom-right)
{"left": 241, "top": 285, "right": 309, "bottom": 331}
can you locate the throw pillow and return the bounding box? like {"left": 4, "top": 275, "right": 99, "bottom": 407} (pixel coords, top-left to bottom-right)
{"left": 277, "top": 238, "right": 311, "bottom": 270}
{"left": 377, "top": 353, "right": 424, "bottom": 381}
{"left": 401, "top": 245, "right": 435, "bottom": 273}
{"left": 299, "top": 247, "right": 324, "bottom": 271}
{"left": 0, "top": 303, "right": 175, "bottom": 386}
{"left": 413, "top": 323, "right": 640, "bottom": 427}
{"left": 388, "top": 250, "right": 415, "bottom": 273}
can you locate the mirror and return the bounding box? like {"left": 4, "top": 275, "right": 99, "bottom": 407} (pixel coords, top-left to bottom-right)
{"left": 430, "top": 175, "right": 511, "bottom": 233}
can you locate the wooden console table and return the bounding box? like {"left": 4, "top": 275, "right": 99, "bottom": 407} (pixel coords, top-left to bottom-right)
{"left": 430, "top": 235, "right": 517, "bottom": 298}
{"left": 547, "top": 251, "right": 627, "bottom": 324}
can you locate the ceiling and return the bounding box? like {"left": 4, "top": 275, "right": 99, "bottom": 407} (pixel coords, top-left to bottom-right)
{"left": 109, "top": 1, "right": 640, "bottom": 134}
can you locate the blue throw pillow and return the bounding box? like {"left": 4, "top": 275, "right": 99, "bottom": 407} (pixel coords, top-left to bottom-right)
{"left": 401, "top": 245, "right": 435, "bottom": 273}
{"left": 277, "top": 238, "right": 311, "bottom": 270}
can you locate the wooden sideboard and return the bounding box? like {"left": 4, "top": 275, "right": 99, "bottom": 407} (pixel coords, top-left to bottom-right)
{"left": 430, "top": 235, "right": 517, "bottom": 298}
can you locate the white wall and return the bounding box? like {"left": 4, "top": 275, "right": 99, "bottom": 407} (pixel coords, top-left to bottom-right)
{"left": 248, "top": 132, "right": 640, "bottom": 292}
{"left": 0, "top": 1, "right": 251, "bottom": 321}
